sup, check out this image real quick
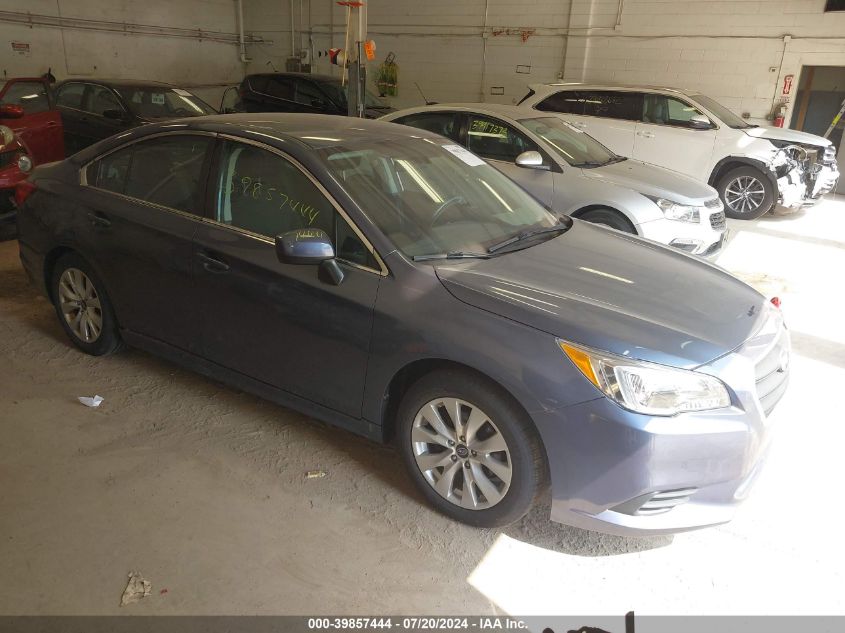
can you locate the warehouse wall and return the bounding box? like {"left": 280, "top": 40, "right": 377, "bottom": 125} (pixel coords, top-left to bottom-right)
{"left": 0, "top": 0, "right": 248, "bottom": 106}
{"left": 243, "top": 0, "right": 845, "bottom": 126}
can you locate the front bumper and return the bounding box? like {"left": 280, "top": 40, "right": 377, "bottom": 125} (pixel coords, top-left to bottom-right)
{"left": 776, "top": 162, "right": 839, "bottom": 210}
{"left": 636, "top": 207, "right": 727, "bottom": 259}
{"left": 0, "top": 164, "right": 27, "bottom": 223}
{"left": 533, "top": 317, "right": 789, "bottom": 536}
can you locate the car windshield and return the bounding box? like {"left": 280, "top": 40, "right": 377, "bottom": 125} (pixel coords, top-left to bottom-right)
{"left": 115, "top": 86, "right": 216, "bottom": 118}
{"left": 690, "top": 94, "right": 754, "bottom": 129}
{"left": 317, "top": 138, "right": 559, "bottom": 258}
{"left": 519, "top": 116, "right": 617, "bottom": 166}
{"left": 320, "top": 81, "right": 390, "bottom": 110}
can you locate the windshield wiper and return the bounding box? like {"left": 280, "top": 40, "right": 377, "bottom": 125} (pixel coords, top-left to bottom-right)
{"left": 487, "top": 220, "right": 572, "bottom": 254}
{"left": 412, "top": 251, "right": 490, "bottom": 262}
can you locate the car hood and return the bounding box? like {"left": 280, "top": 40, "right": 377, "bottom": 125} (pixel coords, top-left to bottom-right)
{"left": 435, "top": 221, "right": 765, "bottom": 368}
{"left": 744, "top": 126, "right": 833, "bottom": 148}
{"left": 580, "top": 159, "right": 717, "bottom": 204}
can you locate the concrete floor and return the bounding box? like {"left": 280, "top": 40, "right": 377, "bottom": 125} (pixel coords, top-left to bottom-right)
{"left": 1, "top": 196, "right": 843, "bottom": 616}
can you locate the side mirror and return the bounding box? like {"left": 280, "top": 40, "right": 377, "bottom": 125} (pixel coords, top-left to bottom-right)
{"left": 275, "top": 229, "right": 344, "bottom": 285}
{"left": 515, "top": 150, "right": 549, "bottom": 170}
{"left": 689, "top": 114, "right": 714, "bottom": 130}
{"left": 310, "top": 99, "right": 326, "bottom": 109}
{"left": 0, "top": 104, "right": 25, "bottom": 119}
{"left": 102, "top": 109, "right": 126, "bottom": 121}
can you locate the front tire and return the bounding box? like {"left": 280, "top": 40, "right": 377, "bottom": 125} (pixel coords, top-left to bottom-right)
{"left": 51, "top": 252, "right": 124, "bottom": 356}
{"left": 717, "top": 166, "right": 775, "bottom": 220}
{"left": 397, "top": 370, "right": 547, "bottom": 528}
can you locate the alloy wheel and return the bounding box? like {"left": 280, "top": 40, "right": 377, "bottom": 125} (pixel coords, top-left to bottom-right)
{"left": 411, "top": 397, "right": 512, "bottom": 510}
{"left": 724, "top": 175, "right": 766, "bottom": 215}
{"left": 58, "top": 268, "right": 103, "bottom": 343}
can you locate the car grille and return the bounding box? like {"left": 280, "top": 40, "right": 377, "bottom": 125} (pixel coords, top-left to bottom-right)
{"left": 610, "top": 488, "right": 698, "bottom": 516}
{"left": 0, "top": 151, "right": 16, "bottom": 170}
{"left": 710, "top": 211, "right": 726, "bottom": 231}
{"left": 754, "top": 327, "right": 790, "bottom": 416}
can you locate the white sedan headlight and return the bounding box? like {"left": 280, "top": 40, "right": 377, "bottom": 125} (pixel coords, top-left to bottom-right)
{"left": 559, "top": 340, "right": 731, "bottom": 416}
{"left": 653, "top": 198, "right": 701, "bottom": 223}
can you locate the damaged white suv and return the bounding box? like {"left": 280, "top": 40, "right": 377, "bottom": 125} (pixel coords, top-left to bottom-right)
{"left": 518, "top": 84, "right": 840, "bottom": 219}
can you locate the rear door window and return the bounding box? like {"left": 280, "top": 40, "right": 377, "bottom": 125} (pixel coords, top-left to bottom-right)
{"left": 394, "top": 112, "right": 461, "bottom": 142}
{"left": 265, "top": 78, "right": 294, "bottom": 100}
{"left": 581, "top": 91, "right": 643, "bottom": 121}
{"left": 0, "top": 81, "right": 51, "bottom": 114}
{"left": 86, "top": 135, "right": 212, "bottom": 214}
{"left": 536, "top": 91, "right": 585, "bottom": 115}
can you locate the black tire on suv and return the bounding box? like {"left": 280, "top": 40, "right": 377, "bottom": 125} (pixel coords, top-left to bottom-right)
{"left": 717, "top": 166, "right": 775, "bottom": 220}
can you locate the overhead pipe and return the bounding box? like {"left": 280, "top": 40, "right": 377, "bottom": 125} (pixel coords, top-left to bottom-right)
{"left": 236, "top": 0, "right": 249, "bottom": 63}
{"left": 290, "top": 0, "right": 296, "bottom": 56}
{"left": 479, "top": 0, "right": 490, "bottom": 102}
{"left": 0, "top": 9, "right": 265, "bottom": 45}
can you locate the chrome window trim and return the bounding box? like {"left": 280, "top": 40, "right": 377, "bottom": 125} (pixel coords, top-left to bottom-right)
{"left": 216, "top": 133, "right": 389, "bottom": 277}
{"left": 78, "top": 130, "right": 389, "bottom": 277}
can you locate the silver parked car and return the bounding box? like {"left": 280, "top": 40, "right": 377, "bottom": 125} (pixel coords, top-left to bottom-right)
{"left": 383, "top": 104, "right": 727, "bottom": 257}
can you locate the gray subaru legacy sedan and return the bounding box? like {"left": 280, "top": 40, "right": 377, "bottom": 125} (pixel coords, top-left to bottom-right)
{"left": 16, "top": 114, "right": 789, "bottom": 535}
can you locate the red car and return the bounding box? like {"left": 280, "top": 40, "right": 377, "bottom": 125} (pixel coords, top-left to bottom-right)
{"left": 0, "top": 77, "right": 64, "bottom": 228}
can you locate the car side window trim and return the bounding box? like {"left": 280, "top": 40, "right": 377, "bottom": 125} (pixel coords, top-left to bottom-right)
{"left": 213, "top": 133, "right": 389, "bottom": 277}
{"left": 639, "top": 93, "right": 721, "bottom": 131}
{"left": 79, "top": 130, "right": 218, "bottom": 221}
{"left": 464, "top": 113, "right": 561, "bottom": 173}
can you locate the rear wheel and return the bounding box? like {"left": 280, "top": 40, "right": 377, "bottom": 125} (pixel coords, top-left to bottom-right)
{"left": 717, "top": 166, "right": 775, "bottom": 220}
{"left": 50, "top": 252, "right": 124, "bottom": 356}
{"left": 397, "top": 370, "right": 547, "bottom": 527}
{"left": 578, "top": 208, "right": 636, "bottom": 233}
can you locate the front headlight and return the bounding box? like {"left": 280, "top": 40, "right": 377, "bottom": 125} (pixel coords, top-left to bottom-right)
{"left": 559, "top": 340, "right": 731, "bottom": 416}
{"left": 653, "top": 198, "right": 700, "bottom": 223}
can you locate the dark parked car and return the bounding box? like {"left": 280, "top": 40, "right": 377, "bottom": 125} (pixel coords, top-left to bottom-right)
{"left": 54, "top": 79, "right": 216, "bottom": 154}
{"left": 17, "top": 114, "right": 788, "bottom": 535}
{"left": 221, "top": 72, "right": 395, "bottom": 118}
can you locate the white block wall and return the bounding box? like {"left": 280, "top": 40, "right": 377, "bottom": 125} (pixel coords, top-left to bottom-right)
{"left": 243, "top": 0, "right": 845, "bottom": 125}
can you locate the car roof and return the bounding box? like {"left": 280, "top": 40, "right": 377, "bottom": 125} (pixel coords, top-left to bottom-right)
{"left": 142, "top": 113, "right": 440, "bottom": 149}
{"left": 527, "top": 82, "right": 699, "bottom": 96}
{"left": 58, "top": 78, "right": 177, "bottom": 89}
{"left": 385, "top": 103, "right": 556, "bottom": 122}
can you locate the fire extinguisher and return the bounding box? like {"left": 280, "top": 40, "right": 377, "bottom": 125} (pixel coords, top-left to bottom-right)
{"left": 773, "top": 104, "right": 787, "bottom": 128}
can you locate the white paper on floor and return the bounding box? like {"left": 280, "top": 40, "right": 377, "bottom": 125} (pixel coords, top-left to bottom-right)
{"left": 120, "top": 571, "right": 151, "bottom": 606}
{"left": 78, "top": 395, "right": 104, "bottom": 408}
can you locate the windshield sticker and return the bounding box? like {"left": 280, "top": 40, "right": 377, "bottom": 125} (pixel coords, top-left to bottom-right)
{"left": 151, "top": 93, "right": 166, "bottom": 105}
{"left": 469, "top": 119, "right": 508, "bottom": 139}
{"left": 442, "top": 144, "right": 486, "bottom": 167}
{"left": 173, "top": 88, "right": 192, "bottom": 97}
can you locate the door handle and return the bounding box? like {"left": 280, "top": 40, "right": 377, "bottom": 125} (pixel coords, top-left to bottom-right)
{"left": 87, "top": 212, "right": 111, "bottom": 228}
{"left": 570, "top": 121, "right": 586, "bottom": 128}
{"left": 196, "top": 252, "right": 230, "bottom": 273}
{"left": 45, "top": 121, "right": 59, "bottom": 128}
{"left": 637, "top": 131, "right": 655, "bottom": 138}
